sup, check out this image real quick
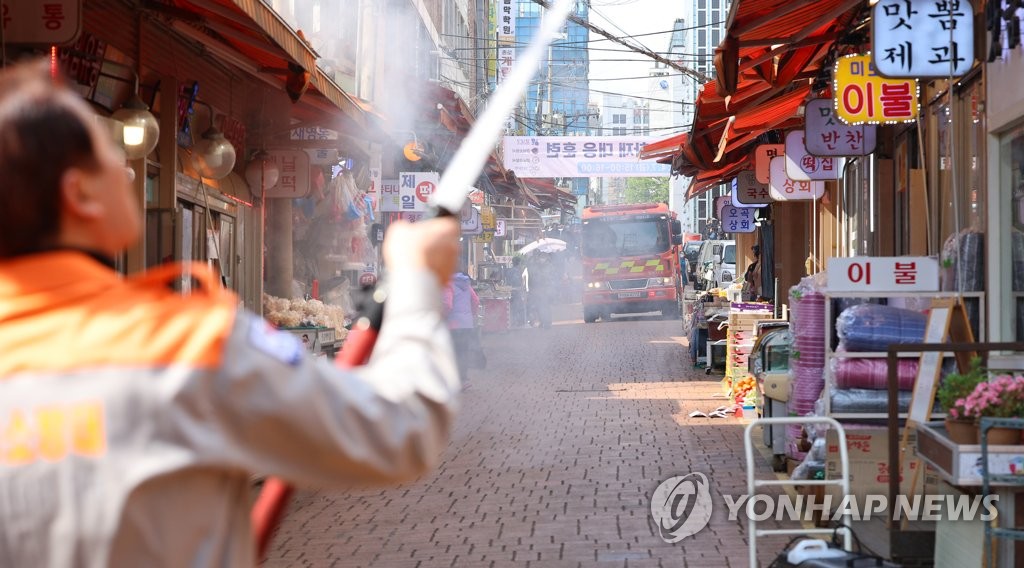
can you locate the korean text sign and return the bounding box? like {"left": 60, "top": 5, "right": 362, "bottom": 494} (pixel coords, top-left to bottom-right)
{"left": 768, "top": 157, "right": 825, "bottom": 201}
{"left": 755, "top": 144, "right": 785, "bottom": 184}
{"left": 826, "top": 257, "right": 939, "bottom": 292}
{"left": 263, "top": 150, "right": 310, "bottom": 199}
{"left": 377, "top": 179, "right": 400, "bottom": 212}
{"left": 398, "top": 172, "right": 439, "bottom": 213}
{"left": 834, "top": 54, "right": 919, "bottom": 125}
{"left": 721, "top": 206, "right": 757, "bottom": 233}
{"left": 872, "top": 0, "right": 975, "bottom": 78}
{"left": 731, "top": 171, "right": 771, "bottom": 206}
{"left": 805, "top": 99, "right": 877, "bottom": 156}
{"left": 503, "top": 136, "right": 670, "bottom": 178}
{"left": 3, "top": 0, "right": 81, "bottom": 45}
{"left": 498, "top": 0, "right": 516, "bottom": 37}
{"left": 497, "top": 47, "right": 515, "bottom": 83}
{"left": 785, "top": 130, "right": 844, "bottom": 181}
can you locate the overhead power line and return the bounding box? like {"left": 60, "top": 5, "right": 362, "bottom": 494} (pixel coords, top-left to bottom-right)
{"left": 528, "top": 0, "right": 711, "bottom": 83}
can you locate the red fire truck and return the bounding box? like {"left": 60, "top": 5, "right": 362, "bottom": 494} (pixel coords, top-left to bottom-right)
{"left": 580, "top": 203, "right": 683, "bottom": 323}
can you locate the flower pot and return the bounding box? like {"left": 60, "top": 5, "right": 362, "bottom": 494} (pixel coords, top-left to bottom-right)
{"left": 945, "top": 418, "right": 979, "bottom": 445}
{"left": 983, "top": 427, "right": 1022, "bottom": 446}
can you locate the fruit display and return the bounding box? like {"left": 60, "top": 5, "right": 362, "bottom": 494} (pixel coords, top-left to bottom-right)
{"left": 732, "top": 375, "right": 757, "bottom": 402}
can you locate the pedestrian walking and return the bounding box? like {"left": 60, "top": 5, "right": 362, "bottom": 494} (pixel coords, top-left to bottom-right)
{"left": 525, "top": 254, "right": 555, "bottom": 329}
{"left": 743, "top": 245, "right": 762, "bottom": 301}
{"left": 504, "top": 256, "right": 527, "bottom": 327}
{"left": 443, "top": 271, "right": 484, "bottom": 383}
{"left": 0, "top": 61, "right": 461, "bottom": 567}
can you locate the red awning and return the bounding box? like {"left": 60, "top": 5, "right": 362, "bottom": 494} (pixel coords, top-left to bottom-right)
{"left": 638, "top": 132, "right": 688, "bottom": 161}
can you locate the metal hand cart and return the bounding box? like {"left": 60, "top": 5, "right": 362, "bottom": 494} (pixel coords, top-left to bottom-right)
{"left": 743, "top": 416, "right": 852, "bottom": 567}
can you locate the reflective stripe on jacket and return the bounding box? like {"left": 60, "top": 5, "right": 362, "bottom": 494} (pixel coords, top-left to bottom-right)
{"left": 0, "top": 252, "right": 459, "bottom": 567}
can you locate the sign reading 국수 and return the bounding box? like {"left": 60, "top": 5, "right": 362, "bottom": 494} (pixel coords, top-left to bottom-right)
{"left": 834, "top": 54, "right": 919, "bottom": 125}
{"left": 872, "top": 0, "right": 974, "bottom": 78}
{"left": 805, "top": 99, "right": 877, "bottom": 157}
{"left": 731, "top": 171, "right": 770, "bottom": 207}
{"left": 826, "top": 257, "right": 939, "bottom": 292}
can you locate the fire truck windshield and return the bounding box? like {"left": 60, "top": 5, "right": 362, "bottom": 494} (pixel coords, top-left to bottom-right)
{"left": 582, "top": 218, "right": 670, "bottom": 258}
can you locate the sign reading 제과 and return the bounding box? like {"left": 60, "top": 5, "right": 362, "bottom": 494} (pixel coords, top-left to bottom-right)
{"left": 834, "top": 54, "right": 919, "bottom": 125}
{"left": 871, "top": 0, "right": 974, "bottom": 78}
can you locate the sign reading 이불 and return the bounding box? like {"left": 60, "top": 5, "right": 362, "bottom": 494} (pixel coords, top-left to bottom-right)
{"left": 503, "top": 136, "right": 670, "bottom": 178}
{"left": 871, "top": 0, "right": 974, "bottom": 78}
{"left": 805, "top": 99, "right": 877, "bottom": 156}
{"left": 834, "top": 54, "right": 919, "bottom": 125}
{"left": 398, "top": 171, "right": 439, "bottom": 213}
{"left": 826, "top": 257, "right": 939, "bottom": 292}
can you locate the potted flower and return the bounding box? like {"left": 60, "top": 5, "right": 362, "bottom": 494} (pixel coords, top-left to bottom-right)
{"left": 960, "top": 374, "right": 1024, "bottom": 445}
{"left": 936, "top": 357, "right": 986, "bottom": 444}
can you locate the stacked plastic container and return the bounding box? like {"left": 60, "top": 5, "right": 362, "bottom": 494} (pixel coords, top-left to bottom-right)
{"left": 786, "top": 280, "right": 827, "bottom": 460}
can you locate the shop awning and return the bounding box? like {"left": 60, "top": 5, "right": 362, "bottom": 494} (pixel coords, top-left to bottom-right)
{"left": 521, "top": 178, "right": 578, "bottom": 212}
{"left": 159, "top": 0, "right": 384, "bottom": 139}
{"left": 637, "top": 132, "right": 688, "bottom": 161}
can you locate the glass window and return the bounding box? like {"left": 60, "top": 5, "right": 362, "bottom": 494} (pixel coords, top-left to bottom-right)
{"left": 582, "top": 218, "right": 670, "bottom": 257}
{"left": 1002, "top": 125, "right": 1024, "bottom": 340}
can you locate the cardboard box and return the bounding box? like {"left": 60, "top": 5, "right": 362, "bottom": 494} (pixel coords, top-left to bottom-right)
{"left": 761, "top": 372, "right": 791, "bottom": 402}
{"left": 824, "top": 428, "right": 940, "bottom": 504}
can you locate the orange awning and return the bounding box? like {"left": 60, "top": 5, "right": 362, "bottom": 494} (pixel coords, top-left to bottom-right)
{"left": 638, "top": 132, "right": 688, "bottom": 161}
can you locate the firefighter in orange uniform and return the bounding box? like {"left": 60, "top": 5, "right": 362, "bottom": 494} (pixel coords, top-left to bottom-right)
{"left": 0, "top": 62, "right": 461, "bottom": 566}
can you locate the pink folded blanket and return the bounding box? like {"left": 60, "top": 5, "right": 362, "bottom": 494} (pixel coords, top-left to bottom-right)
{"left": 833, "top": 358, "right": 918, "bottom": 391}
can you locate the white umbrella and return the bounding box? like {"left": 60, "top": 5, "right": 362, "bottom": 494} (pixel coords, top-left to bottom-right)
{"left": 518, "top": 238, "right": 567, "bottom": 255}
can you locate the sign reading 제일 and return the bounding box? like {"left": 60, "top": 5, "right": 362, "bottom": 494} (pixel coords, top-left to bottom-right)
{"left": 834, "top": 54, "right": 919, "bottom": 125}
{"left": 398, "top": 172, "right": 438, "bottom": 213}
{"left": 826, "top": 257, "right": 939, "bottom": 292}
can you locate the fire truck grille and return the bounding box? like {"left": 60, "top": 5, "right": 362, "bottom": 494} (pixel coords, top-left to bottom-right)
{"left": 609, "top": 279, "right": 648, "bottom": 290}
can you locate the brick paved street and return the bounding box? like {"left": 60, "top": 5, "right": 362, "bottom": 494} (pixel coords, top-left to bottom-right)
{"left": 264, "top": 304, "right": 801, "bottom": 567}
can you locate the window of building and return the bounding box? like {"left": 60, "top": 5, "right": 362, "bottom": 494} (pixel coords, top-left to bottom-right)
{"left": 1001, "top": 124, "right": 1024, "bottom": 340}
{"left": 613, "top": 127, "right": 627, "bottom": 136}
{"left": 613, "top": 114, "right": 626, "bottom": 124}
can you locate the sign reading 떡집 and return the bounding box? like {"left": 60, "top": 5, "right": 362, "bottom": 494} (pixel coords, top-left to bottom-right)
{"left": 503, "top": 136, "right": 670, "bottom": 178}
{"left": 872, "top": 0, "right": 975, "bottom": 78}
{"left": 733, "top": 171, "right": 771, "bottom": 205}
{"left": 826, "top": 257, "right": 940, "bottom": 292}
{"left": 785, "top": 130, "right": 844, "bottom": 181}
{"left": 805, "top": 99, "right": 877, "bottom": 157}
{"left": 398, "top": 172, "right": 439, "bottom": 213}
{"left": 721, "top": 206, "right": 756, "bottom": 233}
{"left": 755, "top": 144, "right": 785, "bottom": 184}
{"left": 769, "top": 157, "right": 825, "bottom": 201}
{"left": 834, "top": 54, "right": 919, "bottom": 125}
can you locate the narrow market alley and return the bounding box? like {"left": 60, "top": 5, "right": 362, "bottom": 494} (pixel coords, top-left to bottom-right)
{"left": 264, "top": 304, "right": 799, "bottom": 568}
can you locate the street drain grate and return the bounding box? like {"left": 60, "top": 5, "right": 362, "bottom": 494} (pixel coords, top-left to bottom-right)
{"left": 554, "top": 387, "right": 626, "bottom": 393}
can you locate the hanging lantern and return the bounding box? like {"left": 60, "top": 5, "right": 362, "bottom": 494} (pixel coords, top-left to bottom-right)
{"left": 193, "top": 126, "right": 237, "bottom": 180}
{"left": 244, "top": 151, "right": 281, "bottom": 197}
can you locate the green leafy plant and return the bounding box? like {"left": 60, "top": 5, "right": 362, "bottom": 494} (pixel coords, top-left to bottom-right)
{"left": 936, "top": 356, "right": 987, "bottom": 419}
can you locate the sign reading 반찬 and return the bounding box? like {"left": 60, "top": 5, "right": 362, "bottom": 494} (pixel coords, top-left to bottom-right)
{"left": 826, "top": 256, "right": 939, "bottom": 292}
{"left": 805, "top": 99, "right": 877, "bottom": 157}
{"left": 834, "top": 54, "right": 919, "bottom": 125}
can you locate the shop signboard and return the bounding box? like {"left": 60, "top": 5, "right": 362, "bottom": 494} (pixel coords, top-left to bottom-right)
{"left": 834, "top": 54, "right": 919, "bottom": 125}
{"left": 367, "top": 158, "right": 381, "bottom": 195}
{"left": 263, "top": 149, "right": 310, "bottom": 198}
{"left": 732, "top": 170, "right": 771, "bottom": 206}
{"left": 3, "top": 0, "right": 81, "bottom": 45}
{"left": 805, "top": 99, "right": 877, "bottom": 157}
{"left": 480, "top": 205, "right": 497, "bottom": 232}
{"left": 503, "top": 136, "right": 670, "bottom": 178}
{"left": 714, "top": 194, "right": 731, "bottom": 220}
{"left": 398, "top": 171, "right": 439, "bottom": 213}
{"left": 871, "top": 0, "right": 974, "bottom": 78}
{"left": 495, "top": 219, "right": 507, "bottom": 237}
{"left": 721, "top": 206, "right": 756, "bottom": 233}
{"left": 461, "top": 206, "right": 482, "bottom": 235}
{"left": 768, "top": 157, "right": 824, "bottom": 201}
{"left": 754, "top": 144, "right": 785, "bottom": 184}
{"left": 785, "top": 130, "right": 844, "bottom": 181}
{"left": 377, "top": 179, "right": 400, "bottom": 212}
{"left": 306, "top": 148, "right": 338, "bottom": 166}
{"left": 497, "top": 47, "right": 515, "bottom": 83}
{"left": 497, "top": 0, "right": 516, "bottom": 38}
{"left": 826, "top": 256, "right": 939, "bottom": 292}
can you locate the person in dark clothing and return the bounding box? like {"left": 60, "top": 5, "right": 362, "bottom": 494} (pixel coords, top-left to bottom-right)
{"left": 525, "top": 254, "right": 554, "bottom": 329}
{"left": 504, "top": 256, "right": 527, "bottom": 327}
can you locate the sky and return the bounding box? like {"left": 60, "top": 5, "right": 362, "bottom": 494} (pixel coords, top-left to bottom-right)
{"left": 585, "top": 0, "right": 688, "bottom": 132}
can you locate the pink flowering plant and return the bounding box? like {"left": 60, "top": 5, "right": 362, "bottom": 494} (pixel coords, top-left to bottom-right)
{"left": 937, "top": 357, "right": 986, "bottom": 420}
{"left": 958, "top": 374, "right": 1024, "bottom": 420}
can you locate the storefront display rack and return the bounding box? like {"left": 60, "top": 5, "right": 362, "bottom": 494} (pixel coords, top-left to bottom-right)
{"left": 822, "top": 291, "right": 985, "bottom": 420}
